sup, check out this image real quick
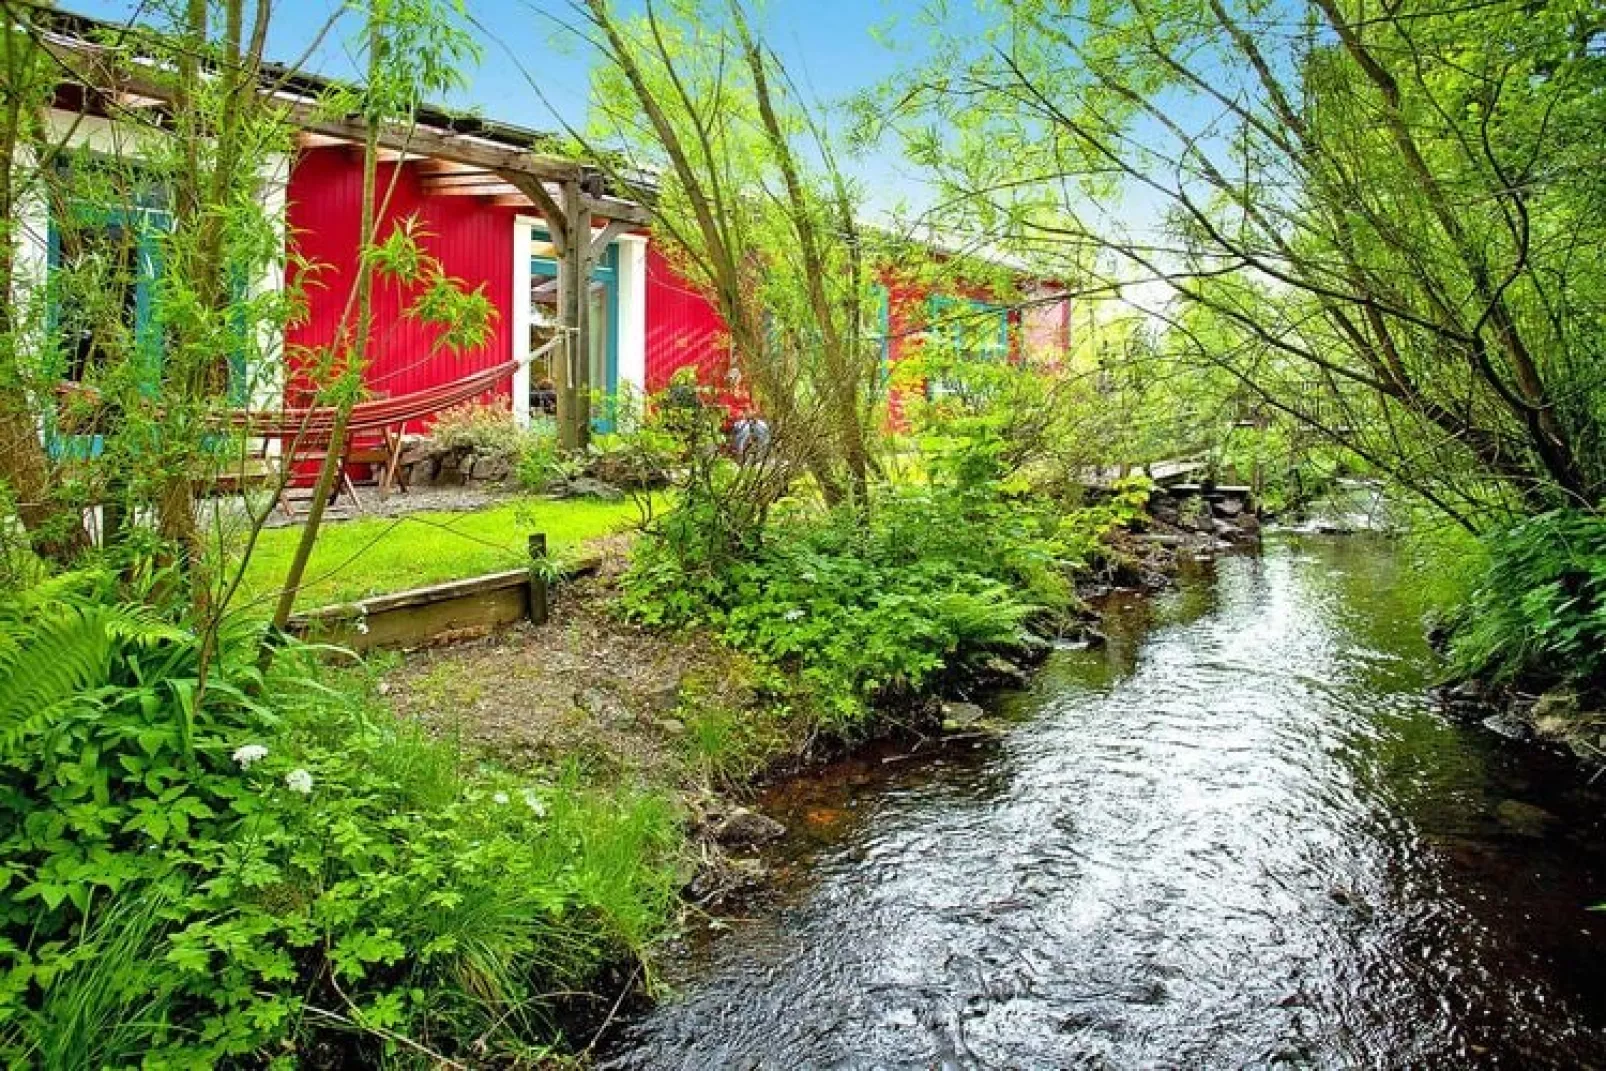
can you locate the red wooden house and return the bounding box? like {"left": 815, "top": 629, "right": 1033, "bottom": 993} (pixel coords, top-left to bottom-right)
{"left": 282, "top": 143, "right": 1074, "bottom": 435}
{"left": 33, "top": 14, "right": 1073, "bottom": 460}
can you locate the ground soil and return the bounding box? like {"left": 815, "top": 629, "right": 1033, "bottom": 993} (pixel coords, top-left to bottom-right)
{"left": 383, "top": 542, "right": 757, "bottom": 787}
{"left": 380, "top": 541, "right": 805, "bottom": 905}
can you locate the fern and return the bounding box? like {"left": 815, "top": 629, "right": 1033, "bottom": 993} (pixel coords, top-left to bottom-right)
{"left": 934, "top": 587, "right": 1036, "bottom": 649}
{"left": 1450, "top": 510, "right": 1606, "bottom": 684}
{"left": 0, "top": 574, "right": 184, "bottom": 755}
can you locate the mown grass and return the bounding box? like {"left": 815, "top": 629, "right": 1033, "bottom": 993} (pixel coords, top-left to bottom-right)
{"left": 230, "top": 496, "right": 650, "bottom": 614}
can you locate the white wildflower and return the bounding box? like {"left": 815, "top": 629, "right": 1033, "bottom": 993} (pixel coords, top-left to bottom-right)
{"left": 522, "top": 790, "right": 547, "bottom": 817}
{"left": 232, "top": 744, "right": 269, "bottom": 769}
{"left": 285, "top": 769, "right": 314, "bottom": 795}
{"left": 493, "top": 791, "right": 510, "bottom": 805}
{"left": 783, "top": 608, "right": 806, "bottom": 622}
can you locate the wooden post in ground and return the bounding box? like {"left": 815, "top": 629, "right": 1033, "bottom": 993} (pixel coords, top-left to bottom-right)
{"left": 528, "top": 532, "right": 549, "bottom": 626}
{"left": 558, "top": 179, "right": 591, "bottom": 452}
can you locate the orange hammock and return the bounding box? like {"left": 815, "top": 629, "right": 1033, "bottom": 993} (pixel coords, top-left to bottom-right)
{"left": 229, "top": 357, "right": 518, "bottom": 439}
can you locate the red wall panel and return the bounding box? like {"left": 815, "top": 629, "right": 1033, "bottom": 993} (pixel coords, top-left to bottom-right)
{"left": 643, "top": 245, "right": 733, "bottom": 401}
{"left": 285, "top": 147, "right": 515, "bottom": 431}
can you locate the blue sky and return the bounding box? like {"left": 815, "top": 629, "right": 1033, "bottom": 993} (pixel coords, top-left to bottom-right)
{"left": 68, "top": 0, "right": 940, "bottom": 213}
{"left": 67, "top": 1, "right": 916, "bottom": 135}
{"left": 64, "top": 1, "right": 1197, "bottom": 243}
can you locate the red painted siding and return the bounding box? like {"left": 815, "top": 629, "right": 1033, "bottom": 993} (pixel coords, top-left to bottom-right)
{"left": 883, "top": 272, "right": 930, "bottom": 425}
{"left": 644, "top": 244, "right": 732, "bottom": 398}
{"left": 1023, "top": 294, "right": 1070, "bottom": 369}
{"left": 285, "top": 147, "right": 516, "bottom": 431}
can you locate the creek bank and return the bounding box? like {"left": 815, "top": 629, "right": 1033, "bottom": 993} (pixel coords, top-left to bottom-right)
{"left": 377, "top": 505, "right": 1249, "bottom": 891}
{"left": 374, "top": 506, "right": 1263, "bottom": 1053}
{"left": 1432, "top": 675, "right": 1606, "bottom": 771}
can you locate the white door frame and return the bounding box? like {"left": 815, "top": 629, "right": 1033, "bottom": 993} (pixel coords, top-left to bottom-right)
{"left": 510, "top": 215, "right": 648, "bottom": 429}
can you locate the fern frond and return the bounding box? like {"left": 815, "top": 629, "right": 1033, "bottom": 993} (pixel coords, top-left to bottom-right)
{"left": 0, "top": 579, "right": 185, "bottom": 755}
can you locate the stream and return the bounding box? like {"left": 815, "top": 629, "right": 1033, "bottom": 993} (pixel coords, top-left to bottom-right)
{"left": 604, "top": 535, "right": 1606, "bottom": 1069}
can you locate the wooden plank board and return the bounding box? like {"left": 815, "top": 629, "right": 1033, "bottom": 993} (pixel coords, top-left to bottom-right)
{"left": 287, "top": 554, "right": 602, "bottom": 652}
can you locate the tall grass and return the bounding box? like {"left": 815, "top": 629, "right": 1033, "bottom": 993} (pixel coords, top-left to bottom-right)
{"left": 12, "top": 893, "right": 176, "bottom": 1069}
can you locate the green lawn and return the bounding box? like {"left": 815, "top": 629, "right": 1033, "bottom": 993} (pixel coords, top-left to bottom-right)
{"left": 232, "top": 496, "right": 649, "bottom": 614}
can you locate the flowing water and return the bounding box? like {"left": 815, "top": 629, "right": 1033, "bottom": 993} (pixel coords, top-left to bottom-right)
{"left": 605, "top": 536, "right": 1606, "bottom": 1069}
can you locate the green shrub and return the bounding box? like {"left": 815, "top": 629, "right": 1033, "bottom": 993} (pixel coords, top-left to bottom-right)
{"left": 428, "top": 399, "right": 531, "bottom": 458}
{"left": 0, "top": 573, "right": 681, "bottom": 1065}
{"left": 620, "top": 358, "right": 1152, "bottom": 731}
{"left": 623, "top": 480, "right": 1122, "bottom": 726}
{"left": 1449, "top": 509, "right": 1606, "bottom": 687}
{"left": 1403, "top": 516, "right": 1488, "bottom": 618}
{"left": 516, "top": 428, "right": 583, "bottom": 490}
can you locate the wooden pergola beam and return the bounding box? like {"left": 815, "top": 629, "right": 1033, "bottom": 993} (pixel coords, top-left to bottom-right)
{"left": 296, "top": 131, "right": 349, "bottom": 149}
{"left": 583, "top": 196, "right": 650, "bottom": 228}
{"left": 425, "top": 182, "right": 524, "bottom": 198}
{"left": 414, "top": 158, "right": 486, "bottom": 175}
{"left": 419, "top": 170, "right": 501, "bottom": 188}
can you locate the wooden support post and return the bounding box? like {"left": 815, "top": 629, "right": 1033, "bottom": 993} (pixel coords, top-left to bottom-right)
{"left": 554, "top": 180, "right": 586, "bottom": 451}
{"left": 528, "top": 532, "right": 549, "bottom": 626}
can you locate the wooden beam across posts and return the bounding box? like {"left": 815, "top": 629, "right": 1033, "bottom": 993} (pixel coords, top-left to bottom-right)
{"left": 588, "top": 219, "right": 633, "bottom": 261}
{"left": 44, "top": 35, "right": 659, "bottom": 226}
{"left": 582, "top": 196, "right": 652, "bottom": 228}
{"left": 296, "top": 131, "right": 350, "bottom": 149}
{"left": 423, "top": 181, "right": 524, "bottom": 198}
{"left": 419, "top": 170, "right": 498, "bottom": 187}
{"left": 289, "top": 112, "right": 589, "bottom": 183}
{"left": 414, "top": 158, "right": 486, "bottom": 175}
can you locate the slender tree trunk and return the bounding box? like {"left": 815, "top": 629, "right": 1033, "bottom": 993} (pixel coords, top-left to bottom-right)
{"left": 0, "top": 11, "right": 89, "bottom": 563}
{"left": 269, "top": 22, "right": 384, "bottom": 635}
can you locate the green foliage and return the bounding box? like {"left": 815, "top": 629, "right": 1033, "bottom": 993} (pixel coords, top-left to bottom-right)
{"left": 0, "top": 573, "right": 681, "bottom": 1065}
{"left": 1403, "top": 518, "right": 1489, "bottom": 619}
{"left": 716, "top": 508, "right": 1038, "bottom": 722}
{"left": 429, "top": 399, "right": 546, "bottom": 462}
{"left": 885, "top": 0, "right": 1606, "bottom": 524}
{"left": 1448, "top": 510, "right": 1606, "bottom": 687}
{"left": 674, "top": 662, "right": 798, "bottom": 788}
{"left": 516, "top": 435, "right": 585, "bottom": 491}
{"left": 625, "top": 476, "right": 1139, "bottom": 726}
{"left": 622, "top": 348, "right": 1153, "bottom": 728}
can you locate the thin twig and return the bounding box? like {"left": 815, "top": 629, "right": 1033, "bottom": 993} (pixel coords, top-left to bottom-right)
{"left": 579, "top": 962, "right": 641, "bottom": 1060}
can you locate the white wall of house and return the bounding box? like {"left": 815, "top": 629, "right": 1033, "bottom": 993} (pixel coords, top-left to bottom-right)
{"left": 616, "top": 233, "right": 648, "bottom": 403}
{"left": 249, "top": 152, "right": 291, "bottom": 412}
{"left": 512, "top": 218, "right": 536, "bottom": 428}
{"left": 20, "top": 108, "right": 290, "bottom": 412}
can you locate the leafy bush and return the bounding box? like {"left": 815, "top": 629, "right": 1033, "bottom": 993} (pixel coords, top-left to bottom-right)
{"left": 622, "top": 476, "right": 1141, "bottom": 726}
{"left": 1448, "top": 509, "right": 1606, "bottom": 687}
{"left": 516, "top": 429, "right": 584, "bottom": 491}
{"left": 0, "top": 573, "right": 681, "bottom": 1066}
{"left": 427, "top": 399, "right": 531, "bottom": 459}
{"left": 621, "top": 357, "right": 1154, "bottom": 728}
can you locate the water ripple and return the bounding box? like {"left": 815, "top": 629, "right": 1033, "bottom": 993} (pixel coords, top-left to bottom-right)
{"left": 605, "top": 537, "right": 1606, "bottom": 1070}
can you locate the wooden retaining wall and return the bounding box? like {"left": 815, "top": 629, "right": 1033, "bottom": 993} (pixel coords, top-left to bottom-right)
{"left": 287, "top": 534, "right": 600, "bottom": 652}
